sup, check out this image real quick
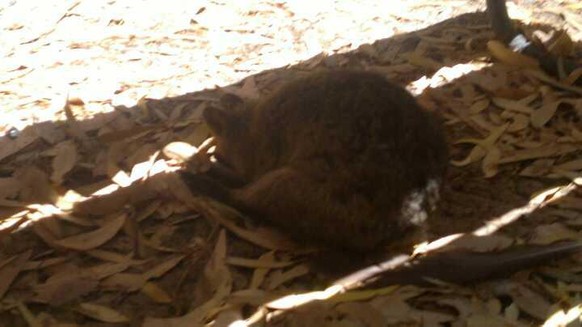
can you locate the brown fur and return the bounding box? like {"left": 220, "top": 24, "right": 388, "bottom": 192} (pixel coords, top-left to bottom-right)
{"left": 192, "top": 70, "right": 448, "bottom": 251}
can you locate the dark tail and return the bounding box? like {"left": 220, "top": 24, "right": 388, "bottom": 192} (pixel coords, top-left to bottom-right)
{"left": 338, "top": 241, "right": 582, "bottom": 288}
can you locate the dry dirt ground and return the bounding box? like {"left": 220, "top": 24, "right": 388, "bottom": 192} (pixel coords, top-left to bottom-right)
{"left": 1, "top": 1, "right": 581, "bottom": 326}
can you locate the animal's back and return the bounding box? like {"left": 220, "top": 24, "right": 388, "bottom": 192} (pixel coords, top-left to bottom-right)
{"left": 250, "top": 71, "right": 445, "bottom": 179}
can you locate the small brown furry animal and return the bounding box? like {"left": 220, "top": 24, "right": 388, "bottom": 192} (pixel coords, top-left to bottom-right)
{"left": 184, "top": 70, "right": 448, "bottom": 251}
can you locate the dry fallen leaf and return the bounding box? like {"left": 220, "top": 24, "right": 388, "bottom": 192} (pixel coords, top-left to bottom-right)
{"left": 14, "top": 166, "right": 56, "bottom": 204}
{"left": 54, "top": 189, "right": 87, "bottom": 212}
{"left": 227, "top": 252, "right": 294, "bottom": 270}
{"left": 553, "top": 158, "right": 582, "bottom": 172}
{"left": 503, "top": 302, "right": 520, "bottom": 322}
{"left": 143, "top": 230, "right": 232, "bottom": 327}
{"left": 491, "top": 97, "right": 533, "bottom": 114}
{"left": 0, "top": 250, "right": 31, "bottom": 299}
{"left": 506, "top": 284, "right": 553, "bottom": 320}
{"left": 368, "top": 288, "right": 422, "bottom": 325}
{"left": 531, "top": 100, "right": 563, "bottom": 128}
{"left": 85, "top": 262, "right": 133, "bottom": 280}
{"left": 279, "top": 302, "right": 336, "bottom": 327}
{"left": 266, "top": 285, "right": 344, "bottom": 310}
{"left": 33, "top": 268, "right": 99, "bottom": 305}
{"left": 73, "top": 175, "right": 165, "bottom": 215}
{"left": 14, "top": 301, "right": 41, "bottom": 327}
{"left": 527, "top": 69, "right": 582, "bottom": 95}
{"left": 34, "top": 121, "right": 67, "bottom": 145}
{"left": 402, "top": 52, "right": 442, "bottom": 70}
{"left": 0, "top": 177, "right": 22, "bottom": 201}
{"left": 76, "top": 302, "right": 129, "bottom": 324}
{"left": 335, "top": 302, "right": 386, "bottom": 327}
{"left": 452, "top": 123, "right": 508, "bottom": 177}
{"left": 50, "top": 140, "right": 77, "bottom": 184}
{"left": 63, "top": 96, "right": 89, "bottom": 141}
{"left": 143, "top": 255, "right": 185, "bottom": 279}
{"left": 223, "top": 75, "right": 260, "bottom": 100}
{"left": 248, "top": 252, "right": 276, "bottom": 290}
{"left": 520, "top": 158, "right": 555, "bottom": 177}
{"left": 468, "top": 98, "right": 490, "bottom": 114}
{"left": 465, "top": 313, "right": 516, "bottom": 327}
{"left": 229, "top": 289, "right": 281, "bottom": 307}
{"left": 451, "top": 144, "right": 487, "bottom": 166}
{"left": 0, "top": 127, "right": 39, "bottom": 162}
{"left": 141, "top": 282, "right": 173, "bottom": 303}
{"left": 547, "top": 29, "right": 574, "bottom": 56}
{"left": 213, "top": 306, "right": 245, "bottom": 327}
{"left": 266, "top": 264, "right": 310, "bottom": 290}
{"left": 53, "top": 213, "right": 126, "bottom": 251}
{"left": 504, "top": 112, "right": 529, "bottom": 132}
{"left": 197, "top": 229, "right": 232, "bottom": 302}
{"left": 442, "top": 234, "right": 514, "bottom": 253}
{"left": 332, "top": 285, "right": 401, "bottom": 303}
{"left": 101, "top": 273, "right": 148, "bottom": 292}
{"left": 482, "top": 146, "right": 501, "bottom": 178}
{"left": 543, "top": 304, "right": 582, "bottom": 327}
{"left": 499, "top": 144, "right": 579, "bottom": 164}
{"left": 163, "top": 141, "right": 198, "bottom": 162}
{"left": 562, "top": 67, "right": 582, "bottom": 85}
{"left": 111, "top": 170, "right": 132, "bottom": 187}
{"left": 22, "top": 257, "right": 67, "bottom": 272}
{"left": 530, "top": 223, "right": 581, "bottom": 245}
{"left": 184, "top": 196, "right": 297, "bottom": 251}
{"left": 437, "top": 297, "right": 474, "bottom": 321}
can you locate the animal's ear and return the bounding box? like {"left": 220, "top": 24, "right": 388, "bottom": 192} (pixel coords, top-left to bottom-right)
{"left": 220, "top": 93, "right": 245, "bottom": 112}
{"left": 203, "top": 107, "right": 237, "bottom": 136}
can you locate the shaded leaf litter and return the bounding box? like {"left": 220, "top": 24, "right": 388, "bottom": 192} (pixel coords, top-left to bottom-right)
{"left": 1, "top": 1, "right": 581, "bottom": 326}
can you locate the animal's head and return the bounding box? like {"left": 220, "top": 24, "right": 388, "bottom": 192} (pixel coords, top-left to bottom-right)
{"left": 203, "top": 105, "right": 254, "bottom": 179}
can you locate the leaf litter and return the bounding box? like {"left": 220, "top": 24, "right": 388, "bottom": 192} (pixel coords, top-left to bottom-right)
{"left": 0, "top": 0, "right": 581, "bottom": 326}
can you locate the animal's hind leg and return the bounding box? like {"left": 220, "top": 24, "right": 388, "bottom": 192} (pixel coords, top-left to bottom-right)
{"left": 232, "top": 167, "right": 385, "bottom": 250}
